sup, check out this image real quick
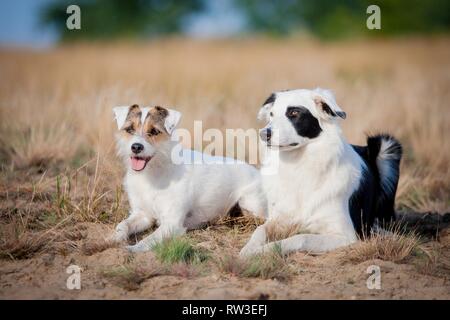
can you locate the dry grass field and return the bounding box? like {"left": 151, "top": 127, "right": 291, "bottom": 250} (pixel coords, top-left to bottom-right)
{"left": 0, "top": 37, "right": 449, "bottom": 299}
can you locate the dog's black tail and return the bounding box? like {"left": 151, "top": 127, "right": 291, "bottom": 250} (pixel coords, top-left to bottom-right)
{"left": 366, "top": 134, "right": 403, "bottom": 223}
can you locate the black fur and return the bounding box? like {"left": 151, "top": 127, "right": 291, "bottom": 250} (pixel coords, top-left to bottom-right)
{"left": 286, "top": 106, "right": 322, "bottom": 139}
{"left": 348, "top": 166, "right": 376, "bottom": 236}
{"left": 262, "top": 93, "right": 276, "bottom": 106}
{"left": 321, "top": 103, "right": 336, "bottom": 117}
{"left": 350, "top": 134, "right": 402, "bottom": 236}
{"left": 318, "top": 101, "right": 346, "bottom": 119}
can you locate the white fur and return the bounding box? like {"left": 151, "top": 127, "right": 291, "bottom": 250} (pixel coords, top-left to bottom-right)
{"left": 112, "top": 106, "right": 267, "bottom": 252}
{"left": 377, "top": 137, "right": 401, "bottom": 196}
{"left": 163, "top": 109, "right": 182, "bottom": 134}
{"left": 113, "top": 106, "right": 130, "bottom": 129}
{"left": 241, "top": 88, "right": 363, "bottom": 256}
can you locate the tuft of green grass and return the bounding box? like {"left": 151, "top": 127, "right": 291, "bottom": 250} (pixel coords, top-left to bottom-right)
{"left": 218, "top": 244, "right": 292, "bottom": 281}
{"left": 36, "top": 211, "right": 60, "bottom": 228}
{"left": 152, "top": 236, "right": 208, "bottom": 265}
{"left": 241, "top": 244, "right": 291, "bottom": 280}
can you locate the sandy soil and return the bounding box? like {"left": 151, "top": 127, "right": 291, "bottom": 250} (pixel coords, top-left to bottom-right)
{"left": 1, "top": 222, "right": 449, "bottom": 300}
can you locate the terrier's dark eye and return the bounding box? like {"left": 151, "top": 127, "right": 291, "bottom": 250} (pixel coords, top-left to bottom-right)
{"left": 270, "top": 112, "right": 274, "bottom": 117}
{"left": 148, "top": 128, "right": 160, "bottom": 136}
{"left": 125, "top": 127, "right": 135, "bottom": 134}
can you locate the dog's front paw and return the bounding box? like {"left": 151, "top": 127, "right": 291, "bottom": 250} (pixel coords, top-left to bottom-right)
{"left": 126, "top": 242, "right": 150, "bottom": 253}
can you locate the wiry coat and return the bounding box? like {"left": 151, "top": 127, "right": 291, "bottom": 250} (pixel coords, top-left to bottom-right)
{"left": 112, "top": 105, "right": 266, "bottom": 252}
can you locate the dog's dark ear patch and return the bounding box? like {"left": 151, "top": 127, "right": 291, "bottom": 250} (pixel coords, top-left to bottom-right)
{"left": 126, "top": 104, "right": 141, "bottom": 120}
{"left": 321, "top": 102, "right": 337, "bottom": 117}
{"left": 147, "top": 106, "right": 169, "bottom": 124}
{"left": 336, "top": 111, "right": 346, "bottom": 119}
{"left": 148, "top": 106, "right": 169, "bottom": 119}
{"left": 262, "top": 93, "right": 276, "bottom": 106}
{"left": 121, "top": 104, "right": 142, "bottom": 131}
{"left": 314, "top": 98, "right": 346, "bottom": 119}
{"left": 154, "top": 106, "right": 169, "bottom": 118}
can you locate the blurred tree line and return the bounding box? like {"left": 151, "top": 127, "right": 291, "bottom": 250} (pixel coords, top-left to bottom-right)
{"left": 42, "top": 0, "right": 450, "bottom": 41}
{"left": 239, "top": 0, "right": 450, "bottom": 38}
{"left": 41, "top": 0, "right": 205, "bottom": 41}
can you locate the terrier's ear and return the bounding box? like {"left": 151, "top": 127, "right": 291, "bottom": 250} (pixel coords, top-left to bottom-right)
{"left": 312, "top": 88, "right": 346, "bottom": 120}
{"left": 112, "top": 106, "right": 131, "bottom": 129}
{"left": 164, "top": 108, "right": 182, "bottom": 134}
{"left": 257, "top": 93, "right": 276, "bottom": 122}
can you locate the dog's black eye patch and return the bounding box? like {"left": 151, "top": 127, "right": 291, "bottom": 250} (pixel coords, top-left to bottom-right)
{"left": 147, "top": 128, "right": 161, "bottom": 136}
{"left": 285, "top": 106, "right": 322, "bottom": 139}
{"left": 124, "top": 126, "right": 135, "bottom": 134}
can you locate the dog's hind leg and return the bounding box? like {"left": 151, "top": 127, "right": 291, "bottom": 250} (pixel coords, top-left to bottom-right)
{"left": 111, "top": 212, "right": 155, "bottom": 243}
{"left": 237, "top": 183, "right": 267, "bottom": 219}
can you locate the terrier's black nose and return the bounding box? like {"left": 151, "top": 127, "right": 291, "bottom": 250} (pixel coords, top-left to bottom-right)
{"left": 131, "top": 143, "right": 144, "bottom": 154}
{"left": 260, "top": 128, "right": 272, "bottom": 142}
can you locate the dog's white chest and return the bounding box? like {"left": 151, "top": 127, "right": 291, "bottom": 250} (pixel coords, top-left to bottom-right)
{"left": 262, "top": 157, "right": 334, "bottom": 225}
{"left": 124, "top": 173, "right": 169, "bottom": 219}
{"left": 264, "top": 173, "right": 306, "bottom": 220}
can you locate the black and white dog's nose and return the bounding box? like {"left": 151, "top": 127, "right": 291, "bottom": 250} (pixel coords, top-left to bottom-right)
{"left": 260, "top": 128, "right": 272, "bottom": 142}
{"left": 131, "top": 143, "right": 144, "bottom": 154}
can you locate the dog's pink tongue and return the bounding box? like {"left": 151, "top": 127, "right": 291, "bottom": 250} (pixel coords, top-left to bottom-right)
{"left": 131, "top": 157, "right": 146, "bottom": 171}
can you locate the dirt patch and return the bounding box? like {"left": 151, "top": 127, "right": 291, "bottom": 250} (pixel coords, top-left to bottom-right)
{"left": 0, "top": 221, "right": 449, "bottom": 299}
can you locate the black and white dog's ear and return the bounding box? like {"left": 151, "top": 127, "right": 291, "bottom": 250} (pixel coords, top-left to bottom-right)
{"left": 312, "top": 88, "right": 346, "bottom": 120}
{"left": 257, "top": 93, "right": 276, "bottom": 122}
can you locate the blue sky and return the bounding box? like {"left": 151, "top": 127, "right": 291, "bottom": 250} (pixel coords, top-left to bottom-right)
{"left": 0, "top": 0, "right": 246, "bottom": 48}
{"left": 0, "top": 0, "right": 58, "bottom": 48}
{"left": 184, "top": 0, "right": 246, "bottom": 38}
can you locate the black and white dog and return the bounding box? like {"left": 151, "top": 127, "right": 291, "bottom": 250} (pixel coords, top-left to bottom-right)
{"left": 240, "top": 88, "right": 402, "bottom": 256}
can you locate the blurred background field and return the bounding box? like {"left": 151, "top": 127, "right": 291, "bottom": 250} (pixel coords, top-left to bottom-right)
{"left": 1, "top": 36, "right": 449, "bottom": 213}
{"left": 1, "top": 0, "right": 449, "bottom": 213}
{"left": 0, "top": 0, "right": 449, "bottom": 299}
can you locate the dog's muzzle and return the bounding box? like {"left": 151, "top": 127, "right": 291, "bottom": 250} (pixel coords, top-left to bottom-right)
{"left": 130, "top": 143, "right": 151, "bottom": 171}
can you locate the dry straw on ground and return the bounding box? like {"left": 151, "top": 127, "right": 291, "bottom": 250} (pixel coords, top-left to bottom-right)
{"left": 341, "top": 225, "right": 425, "bottom": 264}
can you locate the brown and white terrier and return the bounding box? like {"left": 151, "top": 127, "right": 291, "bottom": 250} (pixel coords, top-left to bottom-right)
{"left": 111, "top": 104, "right": 267, "bottom": 252}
